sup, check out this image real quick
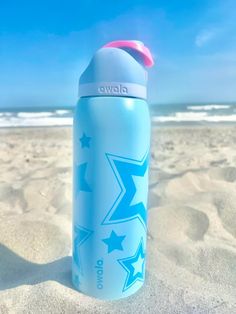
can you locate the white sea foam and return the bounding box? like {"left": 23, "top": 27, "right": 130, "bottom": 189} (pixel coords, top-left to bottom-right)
{"left": 152, "top": 112, "right": 236, "bottom": 123}
{"left": 17, "top": 112, "right": 54, "bottom": 118}
{"left": 55, "top": 110, "right": 71, "bottom": 115}
{"left": 0, "top": 110, "right": 73, "bottom": 127}
{"left": 0, "top": 117, "right": 73, "bottom": 128}
{"left": 187, "top": 104, "right": 231, "bottom": 111}
{"left": 1, "top": 112, "right": 13, "bottom": 117}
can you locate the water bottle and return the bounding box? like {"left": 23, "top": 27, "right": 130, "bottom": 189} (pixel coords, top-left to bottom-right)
{"left": 72, "top": 40, "right": 154, "bottom": 300}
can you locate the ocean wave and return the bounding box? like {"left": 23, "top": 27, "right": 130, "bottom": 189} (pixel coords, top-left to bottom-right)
{"left": 152, "top": 112, "right": 236, "bottom": 122}
{"left": 55, "top": 110, "right": 71, "bottom": 115}
{"left": 1, "top": 112, "right": 13, "bottom": 117}
{"left": 0, "top": 109, "right": 235, "bottom": 127}
{"left": 0, "top": 117, "right": 73, "bottom": 128}
{"left": 187, "top": 104, "right": 231, "bottom": 111}
{"left": 17, "top": 112, "right": 54, "bottom": 118}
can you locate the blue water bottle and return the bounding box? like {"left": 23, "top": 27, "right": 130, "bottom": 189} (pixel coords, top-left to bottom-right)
{"left": 72, "top": 40, "right": 154, "bottom": 300}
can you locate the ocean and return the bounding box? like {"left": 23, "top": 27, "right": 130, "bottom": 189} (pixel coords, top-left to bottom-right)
{"left": 0, "top": 103, "right": 235, "bottom": 127}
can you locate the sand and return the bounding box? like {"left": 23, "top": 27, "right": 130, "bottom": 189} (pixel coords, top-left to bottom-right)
{"left": 0, "top": 125, "right": 236, "bottom": 313}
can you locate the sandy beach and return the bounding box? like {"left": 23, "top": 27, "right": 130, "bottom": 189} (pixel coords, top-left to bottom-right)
{"left": 0, "top": 125, "right": 236, "bottom": 313}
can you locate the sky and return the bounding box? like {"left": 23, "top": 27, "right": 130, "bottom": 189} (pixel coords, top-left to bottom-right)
{"left": 0, "top": 0, "right": 236, "bottom": 109}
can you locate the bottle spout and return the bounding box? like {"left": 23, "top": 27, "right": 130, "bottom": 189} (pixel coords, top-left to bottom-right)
{"left": 103, "top": 40, "right": 154, "bottom": 68}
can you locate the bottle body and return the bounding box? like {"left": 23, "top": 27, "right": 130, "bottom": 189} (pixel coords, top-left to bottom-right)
{"left": 72, "top": 96, "right": 150, "bottom": 300}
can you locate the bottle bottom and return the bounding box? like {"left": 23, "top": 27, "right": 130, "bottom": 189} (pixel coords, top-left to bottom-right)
{"left": 72, "top": 272, "right": 145, "bottom": 301}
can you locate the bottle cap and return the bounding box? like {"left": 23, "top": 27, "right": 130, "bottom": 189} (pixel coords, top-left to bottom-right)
{"left": 79, "top": 40, "right": 154, "bottom": 99}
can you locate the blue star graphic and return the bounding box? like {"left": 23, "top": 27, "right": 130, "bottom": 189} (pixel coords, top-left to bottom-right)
{"left": 118, "top": 238, "right": 146, "bottom": 292}
{"left": 80, "top": 133, "right": 91, "bottom": 148}
{"left": 77, "top": 162, "right": 92, "bottom": 192}
{"left": 73, "top": 274, "right": 81, "bottom": 288}
{"left": 102, "top": 152, "right": 149, "bottom": 228}
{"left": 102, "top": 230, "right": 126, "bottom": 253}
{"left": 73, "top": 225, "right": 93, "bottom": 273}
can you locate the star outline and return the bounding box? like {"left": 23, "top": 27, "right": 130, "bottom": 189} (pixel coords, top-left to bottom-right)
{"left": 73, "top": 224, "right": 93, "bottom": 274}
{"left": 102, "top": 150, "right": 149, "bottom": 229}
{"left": 118, "top": 237, "right": 146, "bottom": 292}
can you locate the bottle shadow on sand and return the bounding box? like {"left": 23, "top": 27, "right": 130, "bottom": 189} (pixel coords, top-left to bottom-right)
{"left": 0, "top": 244, "right": 73, "bottom": 291}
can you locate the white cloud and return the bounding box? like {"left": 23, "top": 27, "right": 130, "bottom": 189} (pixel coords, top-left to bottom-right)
{"left": 195, "top": 29, "right": 216, "bottom": 47}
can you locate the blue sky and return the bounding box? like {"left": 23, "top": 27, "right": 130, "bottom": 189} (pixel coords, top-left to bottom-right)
{"left": 0, "top": 0, "right": 236, "bottom": 108}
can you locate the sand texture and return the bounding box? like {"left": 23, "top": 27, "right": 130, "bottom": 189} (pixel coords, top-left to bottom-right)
{"left": 0, "top": 126, "right": 236, "bottom": 313}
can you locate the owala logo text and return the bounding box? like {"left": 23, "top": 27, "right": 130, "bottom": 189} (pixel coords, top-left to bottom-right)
{"left": 95, "top": 259, "right": 104, "bottom": 289}
{"left": 98, "top": 85, "right": 128, "bottom": 95}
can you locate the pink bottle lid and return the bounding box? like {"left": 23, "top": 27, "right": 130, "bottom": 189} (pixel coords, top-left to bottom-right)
{"left": 103, "top": 40, "right": 154, "bottom": 68}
